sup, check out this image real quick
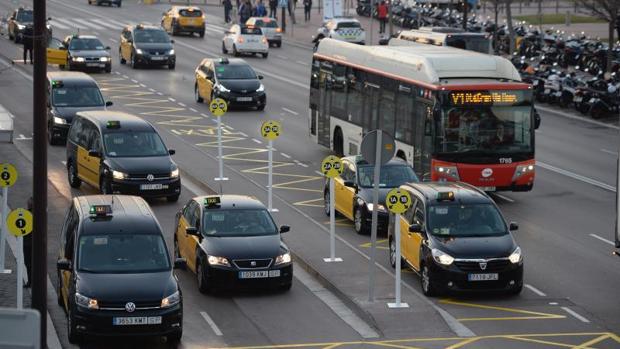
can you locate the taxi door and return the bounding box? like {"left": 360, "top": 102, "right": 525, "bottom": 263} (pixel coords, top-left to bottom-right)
{"left": 161, "top": 9, "right": 173, "bottom": 32}
{"left": 59, "top": 207, "right": 78, "bottom": 310}
{"left": 178, "top": 201, "right": 200, "bottom": 273}
{"left": 47, "top": 37, "right": 68, "bottom": 66}
{"left": 405, "top": 199, "right": 425, "bottom": 271}
{"left": 196, "top": 63, "right": 213, "bottom": 102}
{"left": 120, "top": 29, "right": 133, "bottom": 62}
{"left": 85, "top": 131, "right": 102, "bottom": 189}
{"left": 335, "top": 160, "right": 356, "bottom": 220}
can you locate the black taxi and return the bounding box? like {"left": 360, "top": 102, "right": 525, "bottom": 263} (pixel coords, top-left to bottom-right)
{"left": 174, "top": 195, "right": 293, "bottom": 293}
{"left": 388, "top": 182, "right": 523, "bottom": 296}
{"left": 56, "top": 195, "right": 185, "bottom": 344}
{"left": 65, "top": 111, "right": 181, "bottom": 201}
{"left": 119, "top": 24, "right": 176, "bottom": 70}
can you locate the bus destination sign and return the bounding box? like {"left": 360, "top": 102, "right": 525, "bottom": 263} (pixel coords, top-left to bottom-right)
{"left": 449, "top": 91, "right": 522, "bottom": 106}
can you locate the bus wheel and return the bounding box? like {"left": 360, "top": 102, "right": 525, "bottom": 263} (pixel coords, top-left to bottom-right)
{"left": 333, "top": 128, "right": 343, "bottom": 156}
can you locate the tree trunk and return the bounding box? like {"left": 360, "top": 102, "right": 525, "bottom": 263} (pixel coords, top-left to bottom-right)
{"left": 506, "top": 0, "right": 515, "bottom": 55}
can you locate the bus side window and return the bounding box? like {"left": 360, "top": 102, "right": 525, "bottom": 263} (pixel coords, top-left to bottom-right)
{"left": 395, "top": 85, "right": 414, "bottom": 144}
{"left": 347, "top": 66, "right": 364, "bottom": 126}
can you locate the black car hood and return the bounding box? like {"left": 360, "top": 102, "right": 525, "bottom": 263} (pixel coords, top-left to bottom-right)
{"left": 76, "top": 271, "right": 177, "bottom": 302}
{"left": 54, "top": 106, "right": 105, "bottom": 123}
{"left": 203, "top": 234, "right": 284, "bottom": 260}
{"left": 357, "top": 187, "right": 392, "bottom": 205}
{"left": 134, "top": 42, "right": 173, "bottom": 51}
{"left": 105, "top": 156, "right": 174, "bottom": 175}
{"left": 219, "top": 79, "right": 260, "bottom": 93}
{"left": 70, "top": 50, "right": 111, "bottom": 58}
{"left": 431, "top": 234, "right": 516, "bottom": 259}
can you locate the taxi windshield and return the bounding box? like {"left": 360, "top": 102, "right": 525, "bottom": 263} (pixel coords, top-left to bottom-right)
{"left": 357, "top": 165, "right": 418, "bottom": 188}
{"left": 134, "top": 29, "right": 170, "bottom": 43}
{"left": 336, "top": 21, "right": 361, "bottom": 29}
{"left": 241, "top": 27, "right": 262, "bottom": 35}
{"left": 202, "top": 209, "right": 278, "bottom": 237}
{"left": 255, "top": 19, "right": 278, "bottom": 28}
{"left": 215, "top": 65, "right": 257, "bottom": 80}
{"left": 78, "top": 234, "right": 171, "bottom": 273}
{"left": 52, "top": 86, "right": 104, "bottom": 107}
{"left": 179, "top": 9, "right": 202, "bottom": 17}
{"left": 16, "top": 11, "right": 33, "bottom": 22}
{"left": 103, "top": 131, "right": 169, "bottom": 157}
{"left": 427, "top": 204, "right": 507, "bottom": 237}
{"left": 69, "top": 38, "right": 105, "bottom": 51}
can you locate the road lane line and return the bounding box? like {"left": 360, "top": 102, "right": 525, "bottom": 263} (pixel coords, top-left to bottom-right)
{"left": 282, "top": 107, "right": 299, "bottom": 115}
{"left": 524, "top": 284, "right": 546, "bottom": 297}
{"left": 277, "top": 55, "right": 288, "bottom": 59}
{"left": 281, "top": 153, "right": 291, "bottom": 159}
{"left": 201, "top": 113, "right": 208, "bottom": 118}
{"left": 315, "top": 170, "right": 323, "bottom": 176}
{"left": 189, "top": 108, "right": 198, "bottom": 113}
{"left": 131, "top": 79, "right": 138, "bottom": 83}
{"left": 294, "top": 266, "right": 379, "bottom": 339}
{"left": 560, "top": 307, "right": 590, "bottom": 323}
{"left": 589, "top": 233, "right": 615, "bottom": 246}
{"left": 199, "top": 311, "right": 223, "bottom": 336}
{"left": 252, "top": 138, "right": 262, "bottom": 144}
{"left": 91, "top": 18, "right": 120, "bottom": 30}
{"left": 73, "top": 18, "right": 105, "bottom": 30}
{"left": 139, "top": 83, "right": 146, "bottom": 88}
{"left": 49, "top": 20, "right": 70, "bottom": 30}
{"left": 492, "top": 193, "right": 515, "bottom": 203}
{"left": 537, "top": 161, "right": 615, "bottom": 192}
{"left": 53, "top": 17, "right": 78, "bottom": 29}
{"left": 536, "top": 105, "right": 620, "bottom": 130}
{"left": 296, "top": 60, "right": 309, "bottom": 66}
{"left": 61, "top": 161, "right": 67, "bottom": 166}
{"left": 178, "top": 102, "right": 186, "bottom": 107}
{"left": 600, "top": 149, "right": 618, "bottom": 156}
{"left": 108, "top": 38, "right": 118, "bottom": 43}
{"left": 239, "top": 132, "right": 248, "bottom": 137}
{"left": 157, "top": 92, "right": 164, "bottom": 96}
{"left": 169, "top": 97, "right": 176, "bottom": 102}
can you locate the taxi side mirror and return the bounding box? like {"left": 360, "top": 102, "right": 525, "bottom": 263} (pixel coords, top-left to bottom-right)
{"left": 105, "top": 101, "right": 113, "bottom": 107}
{"left": 280, "top": 225, "right": 290, "bottom": 233}
{"left": 105, "top": 46, "right": 111, "bottom": 50}
{"left": 343, "top": 180, "right": 356, "bottom": 188}
{"left": 88, "top": 150, "right": 101, "bottom": 158}
{"left": 186, "top": 227, "right": 199, "bottom": 236}
{"left": 509, "top": 222, "right": 519, "bottom": 231}
{"left": 173, "top": 258, "right": 187, "bottom": 270}
{"left": 168, "top": 149, "right": 176, "bottom": 155}
{"left": 170, "top": 39, "right": 175, "bottom": 44}
{"left": 534, "top": 110, "right": 541, "bottom": 129}
{"left": 408, "top": 223, "right": 422, "bottom": 233}
{"left": 59, "top": 46, "right": 67, "bottom": 50}
{"left": 258, "top": 75, "right": 264, "bottom": 80}
{"left": 57, "top": 259, "right": 71, "bottom": 271}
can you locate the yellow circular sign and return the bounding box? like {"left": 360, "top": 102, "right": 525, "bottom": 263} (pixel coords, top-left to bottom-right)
{"left": 0, "top": 163, "right": 17, "bottom": 187}
{"left": 209, "top": 98, "right": 228, "bottom": 117}
{"left": 260, "top": 120, "right": 281, "bottom": 140}
{"left": 321, "top": 155, "right": 343, "bottom": 178}
{"left": 7, "top": 208, "right": 32, "bottom": 237}
{"left": 386, "top": 188, "right": 412, "bottom": 214}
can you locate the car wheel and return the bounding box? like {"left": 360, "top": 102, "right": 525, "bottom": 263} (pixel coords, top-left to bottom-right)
{"left": 167, "top": 329, "right": 182, "bottom": 345}
{"left": 119, "top": 49, "right": 126, "bottom": 64}
{"left": 276, "top": 42, "right": 282, "bottom": 48}
{"left": 67, "top": 306, "right": 81, "bottom": 344}
{"left": 174, "top": 238, "right": 181, "bottom": 258}
{"left": 196, "top": 258, "right": 210, "bottom": 294}
{"left": 195, "top": 85, "right": 204, "bottom": 103}
{"left": 169, "top": 62, "right": 175, "bottom": 70}
{"left": 105, "top": 64, "right": 112, "bottom": 73}
{"left": 323, "top": 190, "right": 331, "bottom": 216}
{"left": 262, "top": 52, "right": 268, "bottom": 58}
{"left": 222, "top": 41, "right": 228, "bottom": 54}
{"left": 421, "top": 263, "right": 438, "bottom": 297}
{"left": 130, "top": 53, "right": 138, "bottom": 69}
{"left": 167, "top": 194, "right": 180, "bottom": 202}
{"left": 199, "top": 30, "right": 205, "bottom": 38}
{"left": 233, "top": 45, "right": 240, "bottom": 57}
{"left": 353, "top": 207, "right": 368, "bottom": 235}
{"left": 257, "top": 104, "right": 265, "bottom": 111}
{"left": 100, "top": 177, "right": 112, "bottom": 194}
{"left": 47, "top": 123, "right": 58, "bottom": 146}
{"left": 67, "top": 162, "right": 81, "bottom": 188}
{"left": 56, "top": 272, "right": 64, "bottom": 306}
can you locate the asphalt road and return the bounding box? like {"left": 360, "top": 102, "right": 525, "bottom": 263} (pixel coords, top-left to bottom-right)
{"left": 0, "top": 0, "right": 619, "bottom": 348}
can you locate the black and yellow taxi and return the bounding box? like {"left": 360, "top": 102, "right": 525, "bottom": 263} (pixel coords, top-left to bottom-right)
{"left": 54, "top": 35, "right": 112, "bottom": 72}
{"left": 119, "top": 24, "right": 176, "bottom": 70}
{"left": 47, "top": 72, "right": 112, "bottom": 145}
{"left": 324, "top": 156, "right": 419, "bottom": 234}
{"left": 56, "top": 195, "right": 185, "bottom": 344}
{"left": 7, "top": 7, "right": 52, "bottom": 43}
{"left": 388, "top": 182, "right": 523, "bottom": 296}
{"left": 161, "top": 6, "right": 206, "bottom": 38}
{"left": 194, "top": 57, "right": 266, "bottom": 110}
{"left": 174, "top": 195, "right": 293, "bottom": 293}
{"left": 88, "top": 0, "right": 122, "bottom": 7}
{"left": 65, "top": 111, "right": 181, "bottom": 202}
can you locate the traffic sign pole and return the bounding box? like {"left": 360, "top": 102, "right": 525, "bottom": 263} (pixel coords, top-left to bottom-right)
{"left": 261, "top": 120, "right": 281, "bottom": 212}
{"left": 0, "top": 186, "right": 10, "bottom": 273}
{"left": 267, "top": 139, "right": 278, "bottom": 212}
{"left": 16, "top": 235, "right": 23, "bottom": 309}
{"left": 387, "top": 213, "right": 409, "bottom": 308}
{"left": 321, "top": 155, "right": 343, "bottom": 263}
{"left": 368, "top": 130, "right": 382, "bottom": 302}
{"left": 6, "top": 208, "right": 33, "bottom": 309}
{"left": 214, "top": 116, "right": 228, "bottom": 182}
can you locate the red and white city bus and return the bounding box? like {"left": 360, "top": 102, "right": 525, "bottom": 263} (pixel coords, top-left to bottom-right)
{"left": 309, "top": 38, "right": 538, "bottom": 192}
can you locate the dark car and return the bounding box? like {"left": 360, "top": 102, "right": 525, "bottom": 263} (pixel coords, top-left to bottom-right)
{"left": 119, "top": 24, "right": 175, "bottom": 70}
{"left": 324, "top": 156, "right": 419, "bottom": 234}
{"left": 7, "top": 8, "right": 52, "bottom": 43}
{"left": 174, "top": 195, "right": 293, "bottom": 293}
{"left": 56, "top": 195, "right": 185, "bottom": 344}
{"left": 65, "top": 111, "right": 181, "bottom": 202}
{"left": 88, "top": 0, "right": 122, "bottom": 7}
{"left": 46, "top": 72, "right": 112, "bottom": 145}
{"left": 194, "top": 57, "right": 266, "bottom": 110}
{"left": 389, "top": 182, "right": 523, "bottom": 296}
{"left": 62, "top": 35, "right": 112, "bottom": 73}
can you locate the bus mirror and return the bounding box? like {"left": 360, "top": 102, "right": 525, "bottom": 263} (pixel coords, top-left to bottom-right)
{"left": 534, "top": 109, "right": 541, "bottom": 129}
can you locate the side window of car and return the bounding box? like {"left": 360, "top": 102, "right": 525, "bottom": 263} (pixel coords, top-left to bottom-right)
{"left": 191, "top": 204, "right": 201, "bottom": 230}
{"left": 182, "top": 201, "right": 193, "bottom": 222}
{"left": 90, "top": 130, "right": 102, "bottom": 153}
{"left": 78, "top": 121, "right": 93, "bottom": 149}
{"left": 68, "top": 117, "right": 82, "bottom": 144}
{"left": 413, "top": 199, "right": 425, "bottom": 229}
{"left": 64, "top": 208, "right": 79, "bottom": 260}
{"left": 59, "top": 205, "right": 73, "bottom": 258}
{"left": 404, "top": 197, "right": 417, "bottom": 224}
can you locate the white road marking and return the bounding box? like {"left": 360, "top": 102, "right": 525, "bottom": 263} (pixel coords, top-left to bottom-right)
{"left": 200, "top": 311, "right": 223, "bottom": 336}
{"left": 108, "top": 38, "right": 118, "bottom": 43}
{"left": 201, "top": 113, "right": 209, "bottom": 118}
{"left": 537, "top": 161, "right": 615, "bottom": 192}
{"left": 589, "top": 233, "right": 616, "bottom": 246}
{"left": 295, "top": 60, "right": 309, "bottom": 66}
{"left": 294, "top": 266, "right": 379, "bottom": 339}
{"left": 524, "top": 284, "right": 546, "bottom": 297}
{"left": 315, "top": 170, "right": 324, "bottom": 176}
{"left": 52, "top": 17, "right": 78, "bottom": 29}
{"left": 295, "top": 160, "right": 309, "bottom": 168}
{"left": 149, "top": 88, "right": 156, "bottom": 92}
{"left": 131, "top": 79, "right": 138, "bottom": 83}
{"left": 178, "top": 102, "right": 186, "bottom": 107}
{"left": 277, "top": 54, "right": 288, "bottom": 59}
{"left": 61, "top": 161, "right": 67, "bottom": 166}
{"left": 281, "top": 153, "right": 291, "bottom": 159}
{"left": 600, "top": 148, "right": 618, "bottom": 156}
{"left": 226, "top": 126, "right": 235, "bottom": 130}
{"left": 239, "top": 132, "right": 248, "bottom": 137}
{"left": 49, "top": 20, "right": 70, "bottom": 30}
{"left": 113, "top": 71, "right": 120, "bottom": 75}
{"left": 16, "top": 134, "right": 32, "bottom": 140}
{"left": 73, "top": 18, "right": 104, "bottom": 30}
{"left": 282, "top": 107, "right": 299, "bottom": 115}
{"left": 561, "top": 307, "right": 590, "bottom": 323}
{"left": 139, "top": 83, "right": 146, "bottom": 88}
{"left": 252, "top": 138, "right": 262, "bottom": 144}
{"left": 189, "top": 108, "right": 198, "bottom": 113}
{"left": 122, "top": 75, "right": 129, "bottom": 79}
{"left": 157, "top": 92, "right": 164, "bottom": 96}
{"left": 536, "top": 105, "right": 619, "bottom": 130}
{"left": 91, "top": 18, "right": 120, "bottom": 30}
{"left": 492, "top": 193, "right": 515, "bottom": 203}
{"left": 169, "top": 97, "right": 176, "bottom": 102}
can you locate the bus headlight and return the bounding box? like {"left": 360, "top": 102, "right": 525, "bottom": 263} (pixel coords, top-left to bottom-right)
{"left": 435, "top": 165, "right": 460, "bottom": 181}
{"left": 512, "top": 164, "right": 534, "bottom": 180}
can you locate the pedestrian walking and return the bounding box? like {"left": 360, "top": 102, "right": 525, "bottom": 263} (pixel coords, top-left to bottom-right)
{"left": 22, "top": 24, "right": 34, "bottom": 65}
{"left": 377, "top": 1, "right": 388, "bottom": 34}
{"left": 269, "top": 0, "right": 278, "bottom": 18}
{"left": 303, "top": 0, "right": 312, "bottom": 21}
{"left": 239, "top": 0, "right": 253, "bottom": 24}
{"left": 224, "top": 0, "right": 233, "bottom": 23}
{"left": 23, "top": 197, "right": 33, "bottom": 288}
{"left": 254, "top": 0, "right": 267, "bottom": 17}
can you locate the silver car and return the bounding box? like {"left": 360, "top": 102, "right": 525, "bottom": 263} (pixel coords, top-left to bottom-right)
{"left": 245, "top": 17, "right": 282, "bottom": 48}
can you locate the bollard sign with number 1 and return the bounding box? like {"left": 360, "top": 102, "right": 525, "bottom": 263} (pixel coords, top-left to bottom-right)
{"left": 7, "top": 208, "right": 32, "bottom": 309}
{"left": 210, "top": 98, "right": 229, "bottom": 182}
{"left": 261, "top": 120, "right": 281, "bottom": 212}
{"left": 386, "top": 188, "right": 411, "bottom": 309}
{"left": 321, "top": 155, "right": 343, "bottom": 263}
{"left": 0, "top": 163, "right": 18, "bottom": 274}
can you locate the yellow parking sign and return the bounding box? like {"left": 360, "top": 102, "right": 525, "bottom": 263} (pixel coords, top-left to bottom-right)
{"left": 209, "top": 98, "right": 228, "bottom": 117}
{"left": 261, "top": 120, "right": 281, "bottom": 140}
{"left": 0, "top": 163, "right": 17, "bottom": 187}
{"left": 386, "top": 188, "right": 412, "bottom": 214}
{"left": 7, "top": 208, "right": 33, "bottom": 237}
{"left": 321, "top": 155, "right": 343, "bottom": 179}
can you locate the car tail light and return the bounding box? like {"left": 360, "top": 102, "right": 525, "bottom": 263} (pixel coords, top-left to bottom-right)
{"left": 262, "top": 37, "right": 268, "bottom": 44}
{"left": 238, "top": 36, "right": 245, "bottom": 43}
{"left": 276, "top": 28, "right": 282, "bottom": 33}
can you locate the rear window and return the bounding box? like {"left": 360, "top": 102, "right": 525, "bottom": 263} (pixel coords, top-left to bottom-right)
{"left": 255, "top": 19, "right": 278, "bottom": 28}
{"left": 241, "top": 27, "right": 262, "bottom": 35}
{"left": 336, "top": 22, "right": 360, "bottom": 29}
{"left": 179, "top": 9, "right": 202, "bottom": 17}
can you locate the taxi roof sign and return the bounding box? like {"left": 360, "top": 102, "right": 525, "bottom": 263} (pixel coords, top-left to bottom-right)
{"left": 51, "top": 80, "right": 63, "bottom": 88}
{"left": 89, "top": 205, "right": 112, "bottom": 216}
{"left": 204, "top": 196, "right": 221, "bottom": 208}
{"left": 106, "top": 121, "right": 121, "bottom": 129}
{"left": 437, "top": 192, "right": 455, "bottom": 201}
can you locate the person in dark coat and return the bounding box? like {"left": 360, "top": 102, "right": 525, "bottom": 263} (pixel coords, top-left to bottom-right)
{"left": 239, "top": 0, "right": 253, "bottom": 24}
{"left": 223, "top": 0, "right": 233, "bottom": 23}
{"left": 303, "top": 0, "right": 312, "bottom": 21}
{"left": 23, "top": 197, "right": 33, "bottom": 287}
{"left": 22, "top": 25, "right": 34, "bottom": 64}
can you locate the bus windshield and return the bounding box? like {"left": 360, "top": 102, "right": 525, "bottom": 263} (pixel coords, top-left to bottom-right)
{"left": 445, "top": 35, "right": 491, "bottom": 54}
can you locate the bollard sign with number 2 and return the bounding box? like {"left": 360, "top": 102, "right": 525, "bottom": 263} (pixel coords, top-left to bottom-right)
{"left": 0, "top": 163, "right": 18, "bottom": 274}
{"left": 386, "top": 188, "right": 411, "bottom": 309}
{"left": 321, "top": 155, "right": 343, "bottom": 178}
{"left": 0, "top": 163, "right": 17, "bottom": 187}
{"left": 210, "top": 98, "right": 229, "bottom": 182}
{"left": 261, "top": 120, "right": 281, "bottom": 211}
{"left": 322, "top": 155, "right": 343, "bottom": 262}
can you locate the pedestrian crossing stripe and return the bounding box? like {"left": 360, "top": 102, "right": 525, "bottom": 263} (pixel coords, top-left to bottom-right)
{"left": 46, "top": 18, "right": 227, "bottom": 34}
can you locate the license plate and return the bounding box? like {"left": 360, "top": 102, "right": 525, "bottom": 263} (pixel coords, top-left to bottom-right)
{"left": 237, "top": 97, "right": 253, "bottom": 102}
{"left": 574, "top": 96, "right": 583, "bottom": 102}
{"left": 86, "top": 63, "right": 103, "bottom": 67}
{"left": 544, "top": 89, "right": 550, "bottom": 94}
{"left": 151, "top": 56, "right": 166, "bottom": 61}
{"left": 239, "top": 270, "right": 281, "bottom": 279}
{"left": 478, "top": 186, "right": 496, "bottom": 192}
{"left": 140, "top": 183, "right": 166, "bottom": 190}
{"left": 468, "top": 273, "right": 498, "bottom": 281}
{"left": 113, "top": 316, "right": 162, "bottom": 326}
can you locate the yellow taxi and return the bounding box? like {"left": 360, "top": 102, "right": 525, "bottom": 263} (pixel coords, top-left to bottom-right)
{"left": 161, "top": 6, "right": 205, "bottom": 38}
{"left": 47, "top": 37, "right": 68, "bottom": 67}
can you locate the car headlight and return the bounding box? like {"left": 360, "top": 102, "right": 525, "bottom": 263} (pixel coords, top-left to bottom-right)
{"left": 53, "top": 116, "right": 67, "bottom": 125}
{"left": 217, "top": 84, "right": 230, "bottom": 93}
{"left": 75, "top": 293, "right": 98, "bottom": 309}
{"left": 160, "top": 290, "right": 180, "bottom": 308}
{"left": 72, "top": 57, "right": 85, "bottom": 62}
{"left": 434, "top": 165, "right": 460, "bottom": 181}
{"left": 99, "top": 57, "right": 110, "bottom": 62}
{"left": 256, "top": 84, "right": 265, "bottom": 92}
{"left": 17, "top": 24, "right": 25, "bottom": 30}
{"left": 168, "top": 49, "right": 175, "bottom": 55}
{"left": 170, "top": 168, "right": 179, "bottom": 178}
{"left": 512, "top": 164, "right": 535, "bottom": 180}
{"left": 508, "top": 246, "right": 522, "bottom": 264}
{"left": 274, "top": 252, "right": 291, "bottom": 266}
{"left": 207, "top": 255, "right": 230, "bottom": 267}
{"left": 367, "top": 203, "right": 386, "bottom": 212}
{"left": 431, "top": 248, "right": 454, "bottom": 266}
{"left": 135, "top": 48, "right": 143, "bottom": 55}
{"left": 112, "top": 170, "right": 127, "bottom": 180}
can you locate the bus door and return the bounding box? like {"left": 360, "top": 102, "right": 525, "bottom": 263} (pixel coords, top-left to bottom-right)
{"left": 413, "top": 101, "right": 434, "bottom": 180}
{"left": 362, "top": 83, "right": 380, "bottom": 134}
{"left": 317, "top": 67, "right": 332, "bottom": 148}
